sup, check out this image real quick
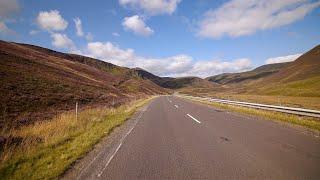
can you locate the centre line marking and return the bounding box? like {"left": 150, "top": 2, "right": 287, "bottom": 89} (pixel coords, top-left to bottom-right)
{"left": 174, "top": 105, "right": 179, "bottom": 108}
{"left": 187, "top": 114, "right": 201, "bottom": 124}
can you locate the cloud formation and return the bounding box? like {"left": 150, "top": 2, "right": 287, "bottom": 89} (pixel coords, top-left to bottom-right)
{"left": 73, "top": 17, "right": 84, "bottom": 36}
{"left": 82, "top": 41, "right": 251, "bottom": 77}
{"left": 119, "top": 0, "right": 181, "bottom": 15}
{"left": 51, "top": 33, "right": 74, "bottom": 49}
{"left": 0, "top": 21, "right": 13, "bottom": 34}
{"left": 0, "top": 0, "right": 19, "bottom": 18}
{"left": 122, "top": 15, "right": 154, "bottom": 36}
{"left": 112, "top": 32, "right": 120, "bottom": 37}
{"left": 198, "top": 0, "right": 320, "bottom": 38}
{"left": 0, "top": 0, "right": 20, "bottom": 35}
{"left": 73, "top": 17, "right": 93, "bottom": 41}
{"left": 36, "top": 10, "right": 68, "bottom": 31}
{"left": 265, "top": 53, "right": 302, "bottom": 64}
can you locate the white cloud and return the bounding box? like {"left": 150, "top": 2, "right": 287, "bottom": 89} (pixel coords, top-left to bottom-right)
{"left": 0, "top": 21, "right": 12, "bottom": 34}
{"left": 73, "top": 17, "right": 93, "bottom": 41}
{"left": 122, "top": 15, "right": 154, "bottom": 36}
{"left": 85, "top": 32, "right": 93, "bottom": 41}
{"left": 0, "top": 0, "right": 19, "bottom": 18}
{"left": 51, "top": 33, "right": 74, "bottom": 49}
{"left": 0, "top": 0, "right": 20, "bottom": 35}
{"left": 81, "top": 41, "right": 251, "bottom": 77}
{"left": 73, "top": 17, "right": 84, "bottom": 36}
{"left": 119, "top": 0, "right": 181, "bottom": 15}
{"left": 112, "top": 32, "right": 120, "bottom": 37}
{"left": 265, "top": 53, "right": 302, "bottom": 64}
{"left": 187, "top": 58, "right": 251, "bottom": 77}
{"left": 36, "top": 10, "right": 68, "bottom": 31}
{"left": 198, "top": 0, "right": 320, "bottom": 38}
{"left": 29, "top": 30, "right": 39, "bottom": 35}
{"left": 87, "top": 42, "right": 135, "bottom": 62}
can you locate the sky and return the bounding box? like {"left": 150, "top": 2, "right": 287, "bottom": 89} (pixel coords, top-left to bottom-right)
{"left": 0, "top": 0, "right": 320, "bottom": 77}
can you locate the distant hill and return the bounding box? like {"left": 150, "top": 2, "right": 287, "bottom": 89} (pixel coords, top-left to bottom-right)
{"left": 133, "top": 68, "right": 215, "bottom": 89}
{"left": 202, "top": 44, "right": 320, "bottom": 97}
{"left": 263, "top": 45, "right": 320, "bottom": 83}
{"left": 161, "top": 76, "right": 215, "bottom": 89}
{"left": 249, "top": 44, "right": 320, "bottom": 96}
{"left": 0, "top": 40, "right": 169, "bottom": 127}
{"left": 206, "top": 62, "right": 290, "bottom": 84}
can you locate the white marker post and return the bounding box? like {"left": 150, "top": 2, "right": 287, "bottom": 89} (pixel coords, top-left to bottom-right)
{"left": 76, "top": 101, "right": 78, "bottom": 121}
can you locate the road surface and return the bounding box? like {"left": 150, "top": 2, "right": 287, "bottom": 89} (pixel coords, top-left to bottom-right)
{"left": 64, "top": 96, "right": 320, "bottom": 179}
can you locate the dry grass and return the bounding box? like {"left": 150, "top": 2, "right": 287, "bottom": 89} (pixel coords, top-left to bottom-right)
{"left": 180, "top": 89, "right": 320, "bottom": 110}
{"left": 181, "top": 96, "right": 320, "bottom": 132}
{"left": 0, "top": 97, "right": 154, "bottom": 180}
{"left": 208, "top": 94, "right": 320, "bottom": 110}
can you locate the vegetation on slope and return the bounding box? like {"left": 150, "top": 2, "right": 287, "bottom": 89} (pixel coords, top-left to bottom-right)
{"left": 0, "top": 40, "right": 169, "bottom": 128}
{"left": 133, "top": 68, "right": 216, "bottom": 89}
{"left": 206, "top": 62, "right": 290, "bottom": 84}
{"left": 181, "top": 44, "right": 320, "bottom": 110}
{"left": 0, "top": 97, "right": 154, "bottom": 180}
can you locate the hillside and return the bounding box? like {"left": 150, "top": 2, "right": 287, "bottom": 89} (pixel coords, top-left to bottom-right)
{"left": 263, "top": 45, "right": 320, "bottom": 83}
{"left": 206, "top": 62, "right": 290, "bottom": 84}
{"left": 0, "top": 40, "right": 169, "bottom": 128}
{"left": 133, "top": 68, "right": 215, "bottom": 89}
{"left": 181, "top": 44, "right": 320, "bottom": 109}
{"left": 249, "top": 44, "right": 320, "bottom": 96}
{"left": 203, "top": 44, "right": 320, "bottom": 97}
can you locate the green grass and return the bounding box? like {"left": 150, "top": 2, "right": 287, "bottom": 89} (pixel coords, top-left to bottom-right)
{"left": 0, "top": 97, "right": 154, "bottom": 180}
{"left": 182, "top": 96, "right": 320, "bottom": 132}
{"left": 260, "top": 76, "right": 320, "bottom": 97}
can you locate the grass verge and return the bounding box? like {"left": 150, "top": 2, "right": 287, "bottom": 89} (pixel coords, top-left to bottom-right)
{"left": 0, "top": 97, "right": 154, "bottom": 180}
{"left": 181, "top": 96, "right": 320, "bottom": 132}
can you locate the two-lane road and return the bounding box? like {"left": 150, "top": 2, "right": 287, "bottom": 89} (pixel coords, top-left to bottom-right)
{"left": 67, "top": 96, "right": 320, "bottom": 179}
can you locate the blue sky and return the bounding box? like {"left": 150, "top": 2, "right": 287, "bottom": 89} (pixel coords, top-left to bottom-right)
{"left": 1, "top": 0, "right": 320, "bottom": 77}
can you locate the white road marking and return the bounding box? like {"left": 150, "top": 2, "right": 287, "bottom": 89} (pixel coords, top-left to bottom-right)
{"left": 174, "top": 105, "right": 179, "bottom": 108}
{"left": 187, "top": 114, "right": 201, "bottom": 124}
{"left": 97, "top": 107, "right": 147, "bottom": 177}
{"left": 77, "top": 105, "right": 149, "bottom": 179}
{"left": 166, "top": 96, "right": 172, "bottom": 103}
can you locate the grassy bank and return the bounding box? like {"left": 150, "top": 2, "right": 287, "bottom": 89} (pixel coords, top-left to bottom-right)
{"left": 209, "top": 94, "right": 320, "bottom": 110}
{"left": 180, "top": 89, "right": 320, "bottom": 110}
{"left": 181, "top": 96, "right": 320, "bottom": 132}
{"left": 0, "top": 97, "right": 154, "bottom": 180}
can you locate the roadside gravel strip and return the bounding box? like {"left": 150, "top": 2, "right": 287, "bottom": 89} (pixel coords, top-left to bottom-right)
{"left": 61, "top": 100, "right": 152, "bottom": 180}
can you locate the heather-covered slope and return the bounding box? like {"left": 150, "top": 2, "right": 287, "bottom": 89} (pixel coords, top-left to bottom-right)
{"left": 248, "top": 44, "right": 320, "bottom": 96}
{"left": 133, "top": 68, "right": 216, "bottom": 89}
{"left": 180, "top": 44, "right": 320, "bottom": 109}
{"left": 0, "top": 41, "right": 169, "bottom": 127}
{"left": 206, "top": 62, "right": 290, "bottom": 84}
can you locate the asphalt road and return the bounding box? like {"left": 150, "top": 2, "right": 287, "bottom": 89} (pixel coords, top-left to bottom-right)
{"left": 64, "top": 96, "right": 320, "bottom": 179}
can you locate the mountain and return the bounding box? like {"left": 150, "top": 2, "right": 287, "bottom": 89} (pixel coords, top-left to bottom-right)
{"left": 249, "top": 44, "right": 320, "bottom": 96}
{"left": 0, "top": 40, "right": 169, "bottom": 128}
{"left": 206, "top": 62, "right": 290, "bottom": 85}
{"left": 132, "top": 67, "right": 173, "bottom": 87}
{"left": 204, "top": 44, "right": 320, "bottom": 97}
{"left": 133, "top": 68, "right": 215, "bottom": 89}
{"left": 263, "top": 45, "right": 320, "bottom": 83}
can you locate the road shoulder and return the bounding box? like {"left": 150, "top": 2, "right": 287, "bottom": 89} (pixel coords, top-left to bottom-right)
{"left": 60, "top": 99, "right": 154, "bottom": 180}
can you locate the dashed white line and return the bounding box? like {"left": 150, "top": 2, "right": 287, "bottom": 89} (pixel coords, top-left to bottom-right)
{"left": 174, "top": 105, "right": 179, "bottom": 108}
{"left": 187, "top": 114, "right": 201, "bottom": 124}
